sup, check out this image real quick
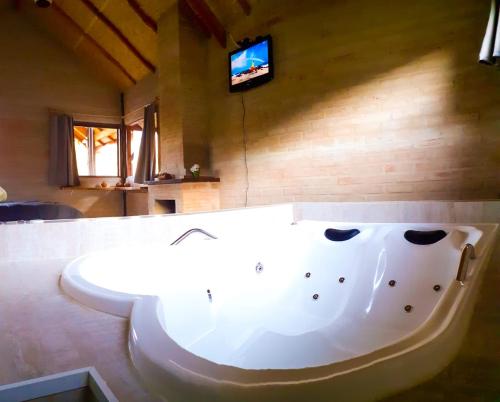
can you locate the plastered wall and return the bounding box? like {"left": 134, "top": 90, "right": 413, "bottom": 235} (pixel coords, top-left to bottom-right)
{"left": 0, "top": 8, "right": 123, "bottom": 217}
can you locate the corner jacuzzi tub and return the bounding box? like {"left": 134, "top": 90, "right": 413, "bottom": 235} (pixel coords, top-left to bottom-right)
{"left": 61, "top": 221, "right": 498, "bottom": 402}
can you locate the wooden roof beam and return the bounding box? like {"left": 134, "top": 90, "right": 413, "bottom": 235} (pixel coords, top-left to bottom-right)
{"left": 13, "top": 0, "right": 21, "bottom": 11}
{"left": 179, "top": 0, "right": 211, "bottom": 38}
{"left": 94, "top": 128, "right": 117, "bottom": 142}
{"left": 52, "top": 3, "right": 137, "bottom": 85}
{"left": 183, "top": 0, "right": 226, "bottom": 48}
{"left": 73, "top": 126, "right": 87, "bottom": 142}
{"left": 80, "top": 0, "right": 156, "bottom": 72}
{"left": 126, "top": 0, "right": 157, "bottom": 33}
{"left": 237, "top": 0, "right": 251, "bottom": 16}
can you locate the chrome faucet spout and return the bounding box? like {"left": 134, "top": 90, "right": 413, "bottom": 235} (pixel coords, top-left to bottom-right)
{"left": 170, "top": 228, "right": 218, "bottom": 245}
{"left": 456, "top": 243, "right": 475, "bottom": 283}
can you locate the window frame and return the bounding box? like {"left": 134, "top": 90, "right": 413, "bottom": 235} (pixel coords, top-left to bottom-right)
{"left": 73, "top": 121, "right": 122, "bottom": 178}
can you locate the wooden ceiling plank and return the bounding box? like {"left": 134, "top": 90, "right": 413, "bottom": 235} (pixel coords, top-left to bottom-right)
{"left": 94, "top": 128, "right": 117, "bottom": 141}
{"left": 74, "top": 129, "right": 86, "bottom": 142}
{"left": 95, "top": 138, "right": 116, "bottom": 150}
{"left": 184, "top": 0, "right": 226, "bottom": 48}
{"left": 236, "top": 0, "right": 251, "bottom": 16}
{"left": 80, "top": 0, "right": 156, "bottom": 72}
{"left": 52, "top": 3, "right": 137, "bottom": 85}
{"left": 74, "top": 126, "right": 88, "bottom": 138}
{"left": 126, "top": 0, "right": 158, "bottom": 33}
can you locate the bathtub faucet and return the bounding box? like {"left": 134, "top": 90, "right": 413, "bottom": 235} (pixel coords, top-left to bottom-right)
{"left": 170, "top": 228, "right": 218, "bottom": 245}
{"left": 456, "top": 243, "right": 475, "bottom": 284}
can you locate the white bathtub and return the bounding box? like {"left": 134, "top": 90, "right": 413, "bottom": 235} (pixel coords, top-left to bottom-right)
{"left": 61, "top": 221, "right": 498, "bottom": 402}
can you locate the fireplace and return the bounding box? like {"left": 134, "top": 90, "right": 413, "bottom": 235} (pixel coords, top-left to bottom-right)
{"left": 147, "top": 178, "right": 220, "bottom": 215}
{"left": 153, "top": 199, "right": 176, "bottom": 214}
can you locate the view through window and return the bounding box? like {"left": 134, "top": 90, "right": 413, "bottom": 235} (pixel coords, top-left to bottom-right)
{"left": 128, "top": 123, "right": 160, "bottom": 178}
{"left": 74, "top": 125, "right": 119, "bottom": 176}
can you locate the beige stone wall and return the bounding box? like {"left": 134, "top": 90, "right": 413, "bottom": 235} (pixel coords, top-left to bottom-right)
{"left": 206, "top": 0, "right": 500, "bottom": 209}
{"left": 179, "top": 11, "right": 211, "bottom": 175}
{"left": 158, "top": 4, "right": 185, "bottom": 177}
{"left": 0, "top": 8, "right": 123, "bottom": 217}
{"left": 123, "top": 74, "right": 158, "bottom": 215}
{"left": 124, "top": 73, "right": 159, "bottom": 125}
{"left": 155, "top": 5, "right": 211, "bottom": 178}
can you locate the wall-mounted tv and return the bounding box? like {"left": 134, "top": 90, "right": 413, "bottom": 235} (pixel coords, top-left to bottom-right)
{"left": 229, "top": 35, "right": 273, "bottom": 92}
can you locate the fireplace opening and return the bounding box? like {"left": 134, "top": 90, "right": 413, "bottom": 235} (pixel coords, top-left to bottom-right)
{"left": 154, "top": 199, "right": 176, "bottom": 214}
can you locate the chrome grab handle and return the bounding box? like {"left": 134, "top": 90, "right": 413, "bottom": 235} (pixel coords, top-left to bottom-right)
{"left": 170, "top": 228, "right": 217, "bottom": 245}
{"left": 456, "top": 243, "right": 475, "bottom": 283}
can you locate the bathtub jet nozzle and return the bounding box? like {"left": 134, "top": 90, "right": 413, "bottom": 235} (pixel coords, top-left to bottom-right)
{"left": 255, "top": 262, "right": 264, "bottom": 273}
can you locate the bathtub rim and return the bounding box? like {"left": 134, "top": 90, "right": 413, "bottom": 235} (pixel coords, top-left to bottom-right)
{"left": 60, "top": 221, "right": 493, "bottom": 320}
{"left": 60, "top": 254, "right": 139, "bottom": 318}
{"left": 128, "top": 222, "right": 498, "bottom": 387}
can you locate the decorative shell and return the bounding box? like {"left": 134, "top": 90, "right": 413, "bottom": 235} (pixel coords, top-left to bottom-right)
{"left": 0, "top": 186, "right": 7, "bottom": 202}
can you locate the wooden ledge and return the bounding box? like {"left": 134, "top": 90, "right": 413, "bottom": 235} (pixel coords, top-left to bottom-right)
{"left": 145, "top": 176, "right": 220, "bottom": 185}
{"left": 59, "top": 186, "right": 148, "bottom": 193}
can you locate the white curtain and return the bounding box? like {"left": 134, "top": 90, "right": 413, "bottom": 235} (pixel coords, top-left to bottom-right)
{"left": 134, "top": 104, "right": 157, "bottom": 184}
{"left": 480, "top": 0, "right": 500, "bottom": 65}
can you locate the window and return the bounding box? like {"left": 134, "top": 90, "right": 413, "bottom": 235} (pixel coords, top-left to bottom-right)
{"left": 74, "top": 124, "right": 120, "bottom": 176}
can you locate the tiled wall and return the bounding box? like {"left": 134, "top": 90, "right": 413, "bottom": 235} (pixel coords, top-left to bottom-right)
{"left": 0, "top": 204, "right": 294, "bottom": 263}
{"left": 0, "top": 9, "right": 124, "bottom": 218}
{"left": 205, "top": 0, "right": 500, "bottom": 209}
{"left": 3, "top": 201, "right": 498, "bottom": 263}
{"left": 295, "top": 200, "right": 500, "bottom": 224}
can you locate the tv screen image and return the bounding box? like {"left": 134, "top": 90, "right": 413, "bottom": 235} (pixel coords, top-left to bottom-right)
{"left": 229, "top": 36, "right": 273, "bottom": 92}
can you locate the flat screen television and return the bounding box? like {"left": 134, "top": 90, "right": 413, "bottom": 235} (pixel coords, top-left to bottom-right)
{"left": 229, "top": 35, "right": 273, "bottom": 92}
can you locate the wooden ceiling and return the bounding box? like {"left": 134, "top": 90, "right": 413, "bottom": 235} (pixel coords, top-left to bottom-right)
{"left": 74, "top": 126, "right": 118, "bottom": 150}
{"left": 16, "top": 0, "right": 252, "bottom": 89}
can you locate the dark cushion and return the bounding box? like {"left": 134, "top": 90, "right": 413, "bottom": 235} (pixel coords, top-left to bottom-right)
{"left": 0, "top": 201, "right": 84, "bottom": 222}
{"left": 404, "top": 230, "right": 447, "bottom": 245}
{"left": 324, "top": 228, "right": 361, "bottom": 241}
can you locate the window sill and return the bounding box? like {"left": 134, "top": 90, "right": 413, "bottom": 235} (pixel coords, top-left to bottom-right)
{"left": 78, "top": 176, "right": 121, "bottom": 179}
{"left": 59, "top": 186, "right": 148, "bottom": 193}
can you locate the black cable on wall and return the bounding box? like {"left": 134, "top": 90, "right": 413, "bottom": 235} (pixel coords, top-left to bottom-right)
{"left": 241, "top": 93, "right": 249, "bottom": 207}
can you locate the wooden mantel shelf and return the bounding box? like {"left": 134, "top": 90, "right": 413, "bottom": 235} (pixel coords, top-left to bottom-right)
{"left": 145, "top": 176, "right": 220, "bottom": 185}
{"left": 60, "top": 186, "right": 148, "bottom": 193}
